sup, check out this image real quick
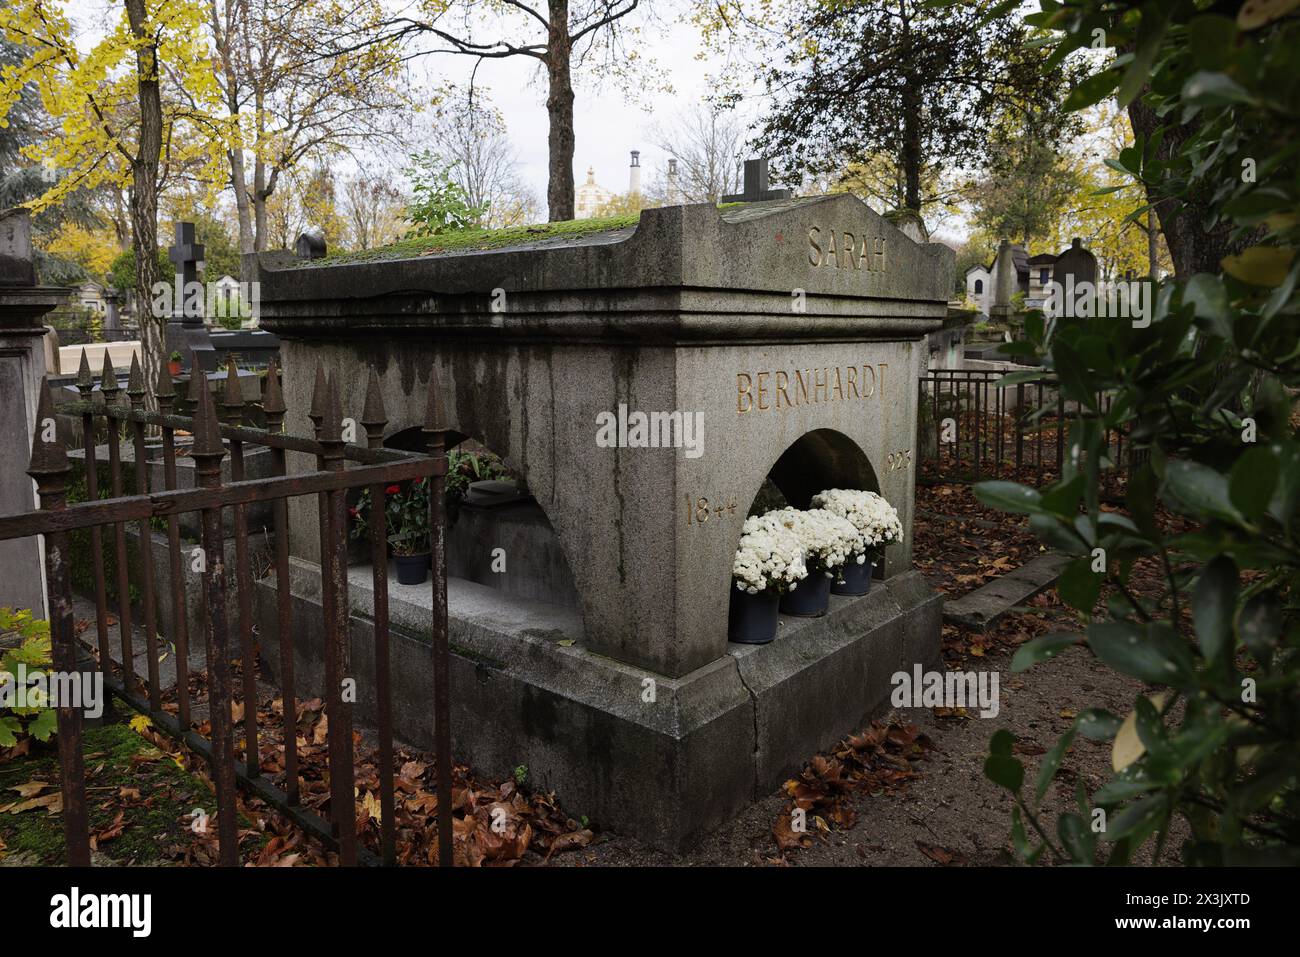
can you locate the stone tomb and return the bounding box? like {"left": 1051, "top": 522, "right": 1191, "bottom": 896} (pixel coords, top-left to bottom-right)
{"left": 253, "top": 194, "right": 951, "bottom": 850}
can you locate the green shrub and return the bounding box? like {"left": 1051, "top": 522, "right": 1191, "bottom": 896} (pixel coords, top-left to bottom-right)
{"left": 976, "top": 0, "right": 1300, "bottom": 865}
{"left": 0, "top": 608, "right": 56, "bottom": 746}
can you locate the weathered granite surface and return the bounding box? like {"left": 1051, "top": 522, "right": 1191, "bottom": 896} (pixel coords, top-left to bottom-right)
{"left": 253, "top": 194, "right": 954, "bottom": 848}
{"left": 257, "top": 195, "right": 953, "bottom": 678}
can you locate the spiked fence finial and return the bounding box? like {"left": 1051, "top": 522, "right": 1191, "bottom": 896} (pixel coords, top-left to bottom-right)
{"left": 75, "top": 349, "right": 94, "bottom": 392}
{"left": 221, "top": 356, "right": 243, "bottom": 423}
{"left": 100, "top": 352, "right": 119, "bottom": 394}
{"left": 308, "top": 360, "right": 327, "bottom": 429}
{"left": 261, "top": 358, "right": 285, "bottom": 421}
{"left": 190, "top": 377, "right": 225, "bottom": 463}
{"left": 27, "top": 377, "right": 69, "bottom": 480}
{"left": 155, "top": 351, "right": 176, "bottom": 404}
{"left": 126, "top": 353, "right": 145, "bottom": 405}
{"left": 187, "top": 351, "right": 207, "bottom": 405}
{"left": 318, "top": 373, "right": 342, "bottom": 444}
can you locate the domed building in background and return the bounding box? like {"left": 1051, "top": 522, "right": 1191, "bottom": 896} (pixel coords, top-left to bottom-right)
{"left": 574, "top": 166, "right": 615, "bottom": 219}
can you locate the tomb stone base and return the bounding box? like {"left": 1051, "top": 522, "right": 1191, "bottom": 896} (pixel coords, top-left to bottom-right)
{"left": 254, "top": 562, "right": 941, "bottom": 852}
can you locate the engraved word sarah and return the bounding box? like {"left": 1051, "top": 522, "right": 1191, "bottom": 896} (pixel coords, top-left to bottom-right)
{"left": 808, "top": 226, "right": 886, "bottom": 271}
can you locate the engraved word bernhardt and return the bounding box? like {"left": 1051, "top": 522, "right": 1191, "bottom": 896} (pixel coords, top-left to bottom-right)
{"left": 736, "top": 363, "right": 888, "bottom": 414}
{"left": 808, "top": 225, "right": 887, "bottom": 271}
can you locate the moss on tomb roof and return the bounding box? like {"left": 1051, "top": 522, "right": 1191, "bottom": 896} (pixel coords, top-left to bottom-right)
{"left": 314, "top": 213, "right": 644, "bottom": 265}
{"left": 308, "top": 203, "right": 748, "bottom": 266}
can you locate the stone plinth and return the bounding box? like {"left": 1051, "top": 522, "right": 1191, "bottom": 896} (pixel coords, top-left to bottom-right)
{"left": 0, "top": 209, "right": 59, "bottom": 615}
{"left": 255, "top": 195, "right": 953, "bottom": 848}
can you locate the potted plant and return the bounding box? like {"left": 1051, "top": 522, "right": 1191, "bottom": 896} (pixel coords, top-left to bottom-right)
{"left": 168, "top": 351, "right": 183, "bottom": 376}
{"left": 351, "top": 479, "right": 432, "bottom": 585}
{"left": 729, "top": 513, "right": 807, "bottom": 643}
{"left": 767, "top": 506, "right": 865, "bottom": 616}
{"left": 810, "top": 489, "right": 903, "bottom": 596}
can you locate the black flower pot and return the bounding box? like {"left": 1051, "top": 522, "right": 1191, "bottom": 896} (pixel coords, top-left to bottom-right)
{"left": 831, "top": 557, "right": 875, "bottom": 596}
{"left": 728, "top": 586, "right": 781, "bottom": 644}
{"left": 779, "top": 572, "right": 832, "bottom": 617}
{"left": 394, "top": 552, "right": 430, "bottom": 585}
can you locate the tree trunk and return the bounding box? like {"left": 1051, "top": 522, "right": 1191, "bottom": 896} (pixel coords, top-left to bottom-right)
{"left": 125, "top": 0, "right": 163, "bottom": 410}
{"left": 900, "top": 80, "right": 922, "bottom": 212}
{"left": 546, "top": 0, "right": 575, "bottom": 221}
{"left": 1127, "top": 98, "right": 1248, "bottom": 278}
{"left": 253, "top": 158, "right": 269, "bottom": 252}
{"left": 210, "top": 2, "right": 254, "bottom": 279}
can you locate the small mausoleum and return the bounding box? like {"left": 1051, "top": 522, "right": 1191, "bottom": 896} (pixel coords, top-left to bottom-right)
{"left": 254, "top": 187, "right": 952, "bottom": 850}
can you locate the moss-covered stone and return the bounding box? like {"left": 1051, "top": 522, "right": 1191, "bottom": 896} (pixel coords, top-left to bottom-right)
{"left": 315, "top": 213, "right": 643, "bottom": 266}
{"left": 0, "top": 720, "right": 224, "bottom": 865}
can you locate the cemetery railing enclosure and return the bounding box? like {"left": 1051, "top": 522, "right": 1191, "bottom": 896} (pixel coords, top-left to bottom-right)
{"left": 0, "top": 354, "right": 453, "bottom": 866}
{"left": 918, "top": 368, "right": 1144, "bottom": 497}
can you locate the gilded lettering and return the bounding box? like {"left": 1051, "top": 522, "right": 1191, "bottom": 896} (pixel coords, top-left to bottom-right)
{"left": 737, "top": 373, "right": 753, "bottom": 414}
{"left": 847, "top": 364, "right": 859, "bottom": 398}
{"left": 757, "top": 371, "right": 771, "bottom": 411}
{"left": 862, "top": 364, "right": 876, "bottom": 397}
{"left": 814, "top": 367, "right": 829, "bottom": 402}
{"left": 807, "top": 226, "right": 822, "bottom": 267}
{"left": 833, "top": 366, "right": 844, "bottom": 400}
{"left": 775, "top": 370, "right": 791, "bottom": 408}
{"left": 796, "top": 369, "right": 810, "bottom": 405}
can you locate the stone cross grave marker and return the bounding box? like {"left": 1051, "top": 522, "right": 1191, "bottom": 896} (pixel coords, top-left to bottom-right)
{"left": 721, "top": 157, "right": 793, "bottom": 203}
{"left": 166, "top": 221, "right": 216, "bottom": 371}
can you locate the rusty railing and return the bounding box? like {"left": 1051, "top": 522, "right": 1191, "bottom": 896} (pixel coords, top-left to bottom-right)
{"left": 0, "top": 351, "right": 453, "bottom": 866}
{"left": 918, "top": 368, "right": 1143, "bottom": 497}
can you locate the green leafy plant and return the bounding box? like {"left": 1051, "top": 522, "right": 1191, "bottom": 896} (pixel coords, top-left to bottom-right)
{"left": 351, "top": 479, "right": 432, "bottom": 556}
{"left": 0, "top": 608, "right": 56, "bottom": 746}
{"left": 403, "top": 150, "right": 487, "bottom": 239}
{"left": 975, "top": 0, "right": 1300, "bottom": 865}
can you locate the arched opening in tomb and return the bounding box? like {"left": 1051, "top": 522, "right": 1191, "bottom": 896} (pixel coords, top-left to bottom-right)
{"left": 753, "top": 428, "right": 880, "bottom": 511}
{"left": 737, "top": 427, "right": 887, "bottom": 580}
{"left": 373, "top": 427, "right": 583, "bottom": 622}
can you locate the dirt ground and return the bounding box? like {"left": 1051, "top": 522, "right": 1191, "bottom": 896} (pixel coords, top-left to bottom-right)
{"left": 545, "top": 484, "right": 1163, "bottom": 867}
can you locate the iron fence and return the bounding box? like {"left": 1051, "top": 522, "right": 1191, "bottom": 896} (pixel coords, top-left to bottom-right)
{"left": 917, "top": 368, "right": 1144, "bottom": 497}
{"left": 0, "top": 351, "right": 453, "bottom": 866}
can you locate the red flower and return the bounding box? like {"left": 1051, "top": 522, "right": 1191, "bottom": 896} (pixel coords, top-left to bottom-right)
{"left": 348, "top": 506, "right": 359, "bottom": 517}
{"left": 386, "top": 484, "right": 401, "bottom": 495}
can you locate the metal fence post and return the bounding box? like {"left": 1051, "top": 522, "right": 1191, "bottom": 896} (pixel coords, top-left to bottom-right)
{"left": 261, "top": 361, "right": 298, "bottom": 804}
{"left": 423, "top": 367, "right": 453, "bottom": 867}
{"left": 126, "top": 356, "right": 161, "bottom": 712}
{"left": 190, "top": 383, "right": 240, "bottom": 865}
{"left": 361, "top": 372, "right": 396, "bottom": 864}
{"left": 74, "top": 351, "right": 112, "bottom": 714}
{"left": 154, "top": 360, "right": 193, "bottom": 729}
{"left": 28, "top": 378, "right": 91, "bottom": 866}
{"left": 319, "top": 374, "right": 357, "bottom": 865}
{"left": 100, "top": 354, "right": 135, "bottom": 691}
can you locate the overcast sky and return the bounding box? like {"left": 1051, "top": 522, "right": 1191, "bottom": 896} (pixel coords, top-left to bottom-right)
{"left": 59, "top": 1, "right": 967, "bottom": 240}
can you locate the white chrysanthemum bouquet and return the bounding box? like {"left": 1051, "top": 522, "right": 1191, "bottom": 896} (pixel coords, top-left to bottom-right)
{"left": 809, "top": 489, "right": 902, "bottom": 556}
{"left": 732, "top": 513, "right": 808, "bottom": 595}
{"left": 765, "top": 506, "right": 866, "bottom": 578}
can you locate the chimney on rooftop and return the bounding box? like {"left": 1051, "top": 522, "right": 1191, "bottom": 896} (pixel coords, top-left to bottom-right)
{"left": 629, "top": 150, "right": 642, "bottom": 196}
